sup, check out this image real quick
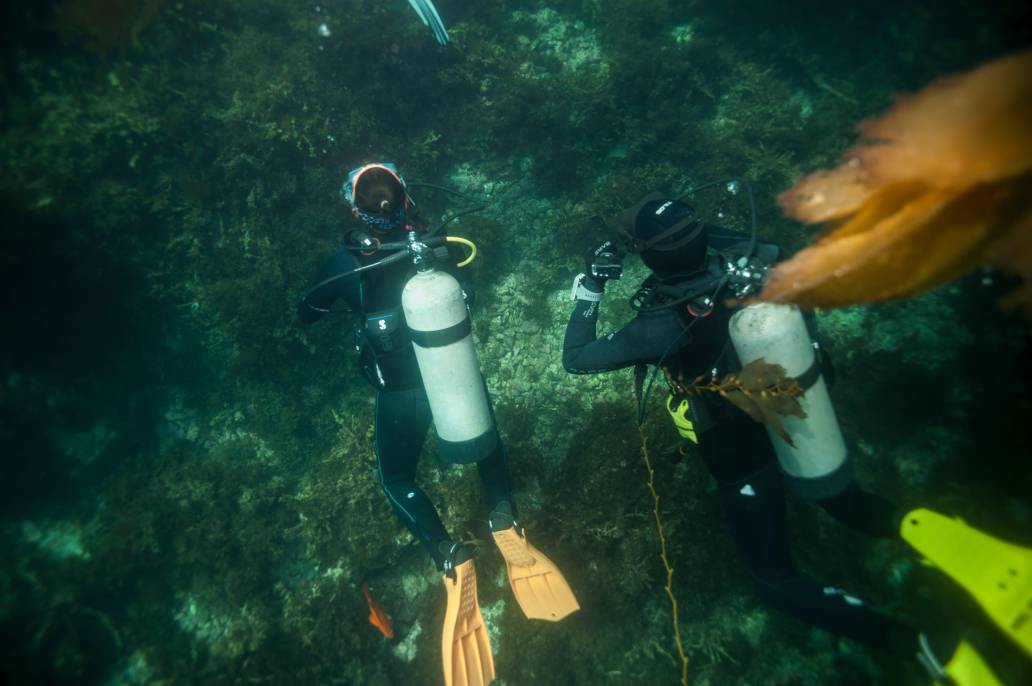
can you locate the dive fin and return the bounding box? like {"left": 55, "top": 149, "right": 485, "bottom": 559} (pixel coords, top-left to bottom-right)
{"left": 441, "top": 559, "right": 495, "bottom": 686}
{"left": 407, "top": 0, "right": 450, "bottom": 45}
{"left": 492, "top": 527, "right": 580, "bottom": 622}
{"left": 941, "top": 640, "right": 1004, "bottom": 686}
{"left": 901, "top": 508, "right": 1032, "bottom": 659}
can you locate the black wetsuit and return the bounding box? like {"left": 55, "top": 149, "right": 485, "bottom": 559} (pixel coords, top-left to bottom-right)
{"left": 562, "top": 248, "right": 916, "bottom": 655}
{"left": 299, "top": 225, "right": 514, "bottom": 569}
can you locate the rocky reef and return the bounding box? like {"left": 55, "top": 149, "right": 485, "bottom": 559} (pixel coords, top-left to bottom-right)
{"left": 1, "top": 1, "right": 1029, "bottom": 684}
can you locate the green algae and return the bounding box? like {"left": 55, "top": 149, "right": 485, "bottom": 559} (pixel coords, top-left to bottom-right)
{"left": 1, "top": 1, "right": 1030, "bottom": 685}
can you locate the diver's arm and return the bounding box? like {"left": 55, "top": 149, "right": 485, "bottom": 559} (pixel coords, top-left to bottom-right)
{"left": 298, "top": 247, "right": 362, "bottom": 324}
{"left": 562, "top": 277, "right": 605, "bottom": 371}
{"left": 562, "top": 282, "right": 684, "bottom": 373}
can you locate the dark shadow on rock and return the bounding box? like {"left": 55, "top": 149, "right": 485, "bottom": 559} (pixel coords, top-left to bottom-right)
{"left": 0, "top": 195, "right": 172, "bottom": 516}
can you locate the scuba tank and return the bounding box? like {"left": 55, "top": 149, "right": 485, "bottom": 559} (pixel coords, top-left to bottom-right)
{"left": 401, "top": 235, "right": 499, "bottom": 464}
{"left": 728, "top": 303, "right": 851, "bottom": 499}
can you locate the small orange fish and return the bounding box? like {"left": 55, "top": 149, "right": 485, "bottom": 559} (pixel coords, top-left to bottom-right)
{"left": 362, "top": 582, "right": 394, "bottom": 639}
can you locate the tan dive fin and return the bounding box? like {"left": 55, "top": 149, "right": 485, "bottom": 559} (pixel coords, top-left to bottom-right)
{"left": 492, "top": 527, "right": 580, "bottom": 622}
{"left": 441, "top": 560, "right": 495, "bottom": 686}
{"left": 901, "top": 508, "right": 1032, "bottom": 659}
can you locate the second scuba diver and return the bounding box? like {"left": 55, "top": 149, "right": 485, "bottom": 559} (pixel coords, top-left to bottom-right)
{"left": 299, "top": 163, "right": 578, "bottom": 686}
{"left": 562, "top": 184, "right": 1025, "bottom": 684}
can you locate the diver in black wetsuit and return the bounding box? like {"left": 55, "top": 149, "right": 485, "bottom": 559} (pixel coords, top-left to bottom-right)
{"left": 298, "top": 163, "right": 516, "bottom": 573}
{"left": 562, "top": 190, "right": 943, "bottom": 664}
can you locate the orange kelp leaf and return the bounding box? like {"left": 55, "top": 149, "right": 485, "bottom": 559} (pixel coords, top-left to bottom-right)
{"left": 994, "top": 206, "right": 1032, "bottom": 315}
{"left": 813, "top": 180, "right": 929, "bottom": 242}
{"left": 763, "top": 181, "right": 1022, "bottom": 308}
{"left": 767, "top": 50, "right": 1032, "bottom": 310}
{"left": 855, "top": 51, "right": 1032, "bottom": 189}
{"left": 780, "top": 51, "right": 1032, "bottom": 223}
{"left": 779, "top": 163, "right": 877, "bottom": 224}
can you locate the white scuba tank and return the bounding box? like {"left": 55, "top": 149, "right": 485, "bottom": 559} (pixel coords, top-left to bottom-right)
{"left": 728, "top": 303, "right": 851, "bottom": 499}
{"left": 402, "top": 266, "right": 499, "bottom": 464}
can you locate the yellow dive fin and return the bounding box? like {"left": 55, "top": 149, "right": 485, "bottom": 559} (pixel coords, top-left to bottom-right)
{"left": 936, "top": 640, "right": 1003, "bottom": 686}
{"left": 900, "top": 508, "right": 1032, "bottom": 659}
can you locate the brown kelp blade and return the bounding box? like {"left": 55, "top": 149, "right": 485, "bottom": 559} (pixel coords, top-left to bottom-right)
{"left": 763, "top": 181, "right": 1025, "bottom": 309}
{"left": 706, "top": 360, "right": 805, "bottom": 446}
{"left": 768, "top": 50, "right": 1032, "bottom": 311}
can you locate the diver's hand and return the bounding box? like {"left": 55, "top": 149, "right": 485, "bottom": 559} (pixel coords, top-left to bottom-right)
{"left": 584, "top": 239, "right": 623, "bottom": 285}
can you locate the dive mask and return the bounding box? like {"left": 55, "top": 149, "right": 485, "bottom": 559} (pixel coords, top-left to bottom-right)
{"left": 356, "top": 205, "right": 406, "bottom": 231}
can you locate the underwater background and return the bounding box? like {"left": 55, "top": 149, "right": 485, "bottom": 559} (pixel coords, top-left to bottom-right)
{"left": 1, "top": 1, "right": 1030, "bottom": 684}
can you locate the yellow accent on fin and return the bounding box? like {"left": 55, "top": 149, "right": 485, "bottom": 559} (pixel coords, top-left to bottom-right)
{"left": 944, "top": 640, "right": 1003, "bottom": 686}
{"left": 901, "top": 508, "right": 1032, "bottom": 659}
{"left": 666, "top": 396, "right": 699, "bottom": 444}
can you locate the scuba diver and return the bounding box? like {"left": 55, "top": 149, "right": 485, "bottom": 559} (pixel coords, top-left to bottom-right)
{"left": 563, "top": 182, "right": 1030, "bottom": 685}
{"left": 299, "top": 163, "right": 578, "bottom": 686}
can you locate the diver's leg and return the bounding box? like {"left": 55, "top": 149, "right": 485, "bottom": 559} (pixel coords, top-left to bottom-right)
{"left": 478, "top": 441, "right": 517, "bottom": 528}
{"left": 717, "top": 460, "right": 917, "bottom": 654}
{"left": 375, "top": 387, "right": 457, "bottom": 569}
{"left": 475, "top": 389, "right": 517, "bottom": 527}
{"left": 816, "top": 482, "right": 902, "bottom": 538}
{"left": 477, "top": 394, "right": 579, "bottom": 620}
{"left": 722, "top": 462, "right": 916, "bottom": 651}
{"left": 699, "top": 415, "right": 917, "bottom": 653}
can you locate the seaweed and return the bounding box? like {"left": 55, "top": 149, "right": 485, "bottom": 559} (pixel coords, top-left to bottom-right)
{"left": 670, "top": 359, "right": 806, "bottom": 446}
{"left": 765, "top": 50, "right": 1032, "bottom": 313}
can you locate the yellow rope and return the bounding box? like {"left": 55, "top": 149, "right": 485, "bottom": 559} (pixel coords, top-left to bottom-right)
{"left": 638, "top": 423, "right": 689, "bottom": 685}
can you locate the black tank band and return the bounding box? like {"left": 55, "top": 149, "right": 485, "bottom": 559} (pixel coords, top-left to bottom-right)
{"left": 438, "top": 428, "right": 499, "bottom": 465}
{"left": 409, "top": 317, "right": 471, "bottom": 348}
{"left": 794, "top": 354, "right": 822, "bottom": 391}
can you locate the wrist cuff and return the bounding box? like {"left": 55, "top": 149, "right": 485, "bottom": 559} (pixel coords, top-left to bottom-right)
{"left": 570, "top": 273, "right": 603, "bottom": 302}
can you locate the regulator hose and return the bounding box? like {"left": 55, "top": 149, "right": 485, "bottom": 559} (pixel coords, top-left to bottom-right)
{"left": 447, "top": 236, "right": 477, "bottom": 267}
